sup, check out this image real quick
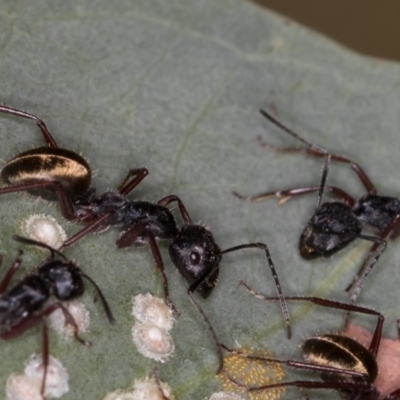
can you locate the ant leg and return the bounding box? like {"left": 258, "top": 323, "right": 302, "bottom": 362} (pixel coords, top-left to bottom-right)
{"left": 259, "top": 109, "right": 377, "bottom": 194}
{"left": 332, "top": 156, "right": 376, "bottom": 194}
{"left": 57, "top": 303, "right": 92, "bottom": 345}
{"left": 0, "top": 105, "right": 57, "bottom": 147}
{"left": 0, "top": 251, "right": 22, "bottom": 294}
{"left": 223, "top": 366, "right": 372, "bottom": 394}
{"left": 389, "top": 214, "right": 400, "bottom": 239}
{"left": 82, "top": 273, "right": 115, "bottom": 324}
{"left": 117, "top": 224, "right": 179, "bottom": 315}
{"left": 344, "top": 214, "right": 393, "bottom": 294}
{"left": 116, "top": 224, "right": 148, "bottom": 249}
{"left": 344, "top": 236, "right": 387, "bottom": 328}
{"left": 54, "top": 183, "right": 79, "bottom": 220}
{"left": 38, "top": 306, "right": 91, "bottom": 395}
{"left": 0, "top": 302, "right": 83, "bottom": 340}
{"left": 153, "top": 367, "right": 170, "bottom": 400}
{"left": 117, "top": 168, "right": 149, "bottom": 196}
{"left": 187, "top": 277, "right": 224, "bottom": 373}
{"left": 0, "top": 180, "right": 60, "bottom": 195}
{"left": 222, "top": 243, "right": 291, "bottom": 339}
{"left": 157, "top": 195, "right": 192, "bottom": 224}
{"left": 233, "top": 186, "right": 321, "bottom": 204}
{"left": 147, "top": 231, "right": 179, "bottom": 316}
{"left": 40, "top": 323, "right": 49, "bottom": 395}
{"left": 233, "top": 185, "right": 356, "bottom": 207}
{"left": 222, "top": 345, "right": 367, "bottom": 380}
{"left": 60, "top": 212, "right": 112, "bottom": 249}
{"left": 239, "top": 281, "right": 384, "bottom": 356}
{"left": 345, "top": 234, "right": 387, "bottom": 294}
{"left": 0, "top": 180, "right": 78, "bottom": 220}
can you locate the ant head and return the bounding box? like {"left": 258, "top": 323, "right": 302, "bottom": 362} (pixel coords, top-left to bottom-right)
{"left": 12, "top": 235, "right": 84, "bottom": 300}
{"left": 299, "top": 202, "right": 362, "bottom": 259}
{"left": 38, "top": 260, "right": 84, "bottom": 300}
{"left": 169, "top": 224, "right": 222, "bottom": 298}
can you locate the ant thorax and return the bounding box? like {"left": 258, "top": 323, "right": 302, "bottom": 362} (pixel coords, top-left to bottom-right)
{"left": 353, "top": 194, "right": 400, "bottom": 231}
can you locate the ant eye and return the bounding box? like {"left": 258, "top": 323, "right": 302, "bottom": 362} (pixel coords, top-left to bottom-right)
{"left": 190, "top": 251, "right": 201, "bottom": 265}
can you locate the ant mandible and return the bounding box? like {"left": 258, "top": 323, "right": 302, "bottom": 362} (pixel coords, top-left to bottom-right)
{"left": 234, "top": 109, "right": 390, "bottom": 308}
{"left": 58, "top": 169, "right": 291, "bottom": 372}
{"left": 0, "top": 235, "right": 114, "bottom": 397}
{"left": 0, "top": 104, "right": 149, "bottom": 219}
{"left": 223, "top": 284, "right": 400, "bottom": 399}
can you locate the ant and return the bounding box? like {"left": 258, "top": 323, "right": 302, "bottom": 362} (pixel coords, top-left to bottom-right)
{"left": 0, "top": 235, "right": 114, "bottom": 397}
{"left": 223, "top": 283, "right": 400, "bottom": 399}
{"left": 58, "top": 168, "right": 291, "bottom": 372}
{"left": 234, "top": 109, "right": 390, "bottom": 308}
{"left": 0, "top": 104, "right": 149, "bottom": 220}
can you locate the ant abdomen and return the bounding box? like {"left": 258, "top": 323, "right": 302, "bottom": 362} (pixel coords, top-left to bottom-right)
{"left": 2, "top": 147, "right": 91, "bottom": 201}
{"left": 302, "top": 334, "right": 377, "bottom": 384}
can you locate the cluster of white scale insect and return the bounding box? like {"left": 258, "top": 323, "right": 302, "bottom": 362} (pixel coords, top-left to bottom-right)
{"left": 6, "top": 354, "right": 69, "bottom": 400}
{"left": 20, "top": 214, "right": 67, "bottom": 249}
{"left": 131, "top": 293, "right": 175, "bottom": 362}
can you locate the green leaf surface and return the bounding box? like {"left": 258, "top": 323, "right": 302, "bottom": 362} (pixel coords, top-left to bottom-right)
{"left": 0, "top": 1, "right": 400, "bottom": 399}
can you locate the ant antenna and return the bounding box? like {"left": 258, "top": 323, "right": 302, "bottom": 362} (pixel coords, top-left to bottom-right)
{"left": 259, "top": 109, "right": 329, "bottom": 156}
{"left": 13, "top": 235, "right": 69, "bottom": 261}
{"left": 82, "top": 273, "right": 115, "bottom": 324}
{"left": 315, "top": 154, "right": 331, "bottom": 211}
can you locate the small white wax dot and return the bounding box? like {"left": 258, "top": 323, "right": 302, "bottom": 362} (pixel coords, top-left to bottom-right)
{"left": 209, "top": 392, "right": 245, "bottom": 400}
{"left": 132, "top": 376, "right": 174, "bottom": 400}
{"left": 24, "top": 353, "right": 69, "bottom": 398}
{"left": 6, "top": 374, "right": 43, "bottom": 400}
{"left": 132, "top": 323, "right": 175, "bottom": 362}
{"left": 49, "top": 300, "right": 90, "bottom": 337}
{"left": 132, "top": 293, "right": 174, "bottom": 331}
{"left": 21, "top": 214, "right": 67, "bottom": 249}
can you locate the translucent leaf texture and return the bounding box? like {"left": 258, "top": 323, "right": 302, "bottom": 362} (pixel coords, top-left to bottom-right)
{"left": 0, "top": 1, "right": 400, "bottom": 399}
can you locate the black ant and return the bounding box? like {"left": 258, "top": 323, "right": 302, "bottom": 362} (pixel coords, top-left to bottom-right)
{"left": 223, "top": 283, "right": 400, "bottom": 399}
{"left": 0, "top": 235, "right": 114, "bottom": 397}
{"left": 0, "top": 104, "right": 149, "bottom": 220}
{"left": 58, "top": 169, "right": 291, "bottom": 372}
{"left": 234, "top": 109, "right": 389, "bottom": 308}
